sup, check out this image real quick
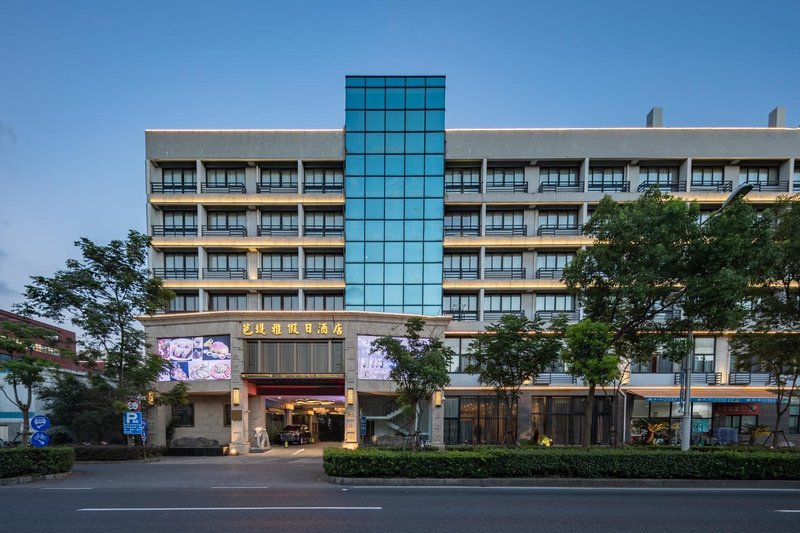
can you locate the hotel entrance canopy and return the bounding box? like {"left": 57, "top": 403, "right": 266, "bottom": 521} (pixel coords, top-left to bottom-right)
{"left": 627, "top": 387, "right": 778, "bottom": 403}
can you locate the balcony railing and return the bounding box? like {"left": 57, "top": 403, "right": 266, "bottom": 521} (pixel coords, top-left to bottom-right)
{"left": 533, "top": 373, "right": 578, "bottom": 385}
{"left": 742, "top": 181, "right": 785, "bottom": 192}
{"left": 202, "top": 225, "right": 248, "bottom": 237}
{"left": 637, "top": 181, "right": 686, "bottom": 193}
{"left": 588, "top": 182, "right": 630, "bottom": 192}
{"left": 653, "top": 309, "right": 677, "bottom": 322}
{"left": 483, "top": 310, "right": 525, "bottom": 322}
{"left": 445, "top": 182, "right": 481, "bottom": 193}
{"left": 256, "top": 182, "right": 298, "bottom": 193}
{"left": 304, "top": 225, "right": 344, "bottom": 236}
{"left": 443, "top": 309, "right": 479, "bottom": 321}
{"left": 257, "top": 225, "right": 299, "bottom": 236}
{"left": 444, "top": 225, "right": 480, "bottom": 237}
{"left": 486, "top": 181, "right": 528, "bottom": 193}
{"left": 258, "top": 268, "right": 299, "bottom": 280}
{"left": 538, "top": 182, "right": 582, "bottom": 193}
{"left": 201, "top": 182, "right": 246, "bottom": 194}
{"left": 728, "top": 372, "right": 773, "bottom": 385}
{"left": 691, "top": 181, "right": 732, "bottom": 192}
{"left": 485, "top": 225, "right": 527, "bottom": 236}
{"left": 535, "top": 310, "right": 580, "bottom": 323}
{"left": 443, "top": 268, "right": 479, "bottom": 280}
{"left": 535, "top": 267, "right": 564, "bottom": 279}
{"left": 537, "top": 224, "right": 582, "bottom": 236}
{"left": 304, "top": 268, "right": 344, "bottom": 280}
{"left": 151, "top": 182, "right": 196, "bottom": 194}
{"left": 151, "top": 225, "right": 198, "bottom": 237}
{"left": 484, "top": 268, "right": 526, "bottom": 279}
{"left": 152, "top": 268, "right": 199, "bottom": 280}
{"left": 304, "top": 182, "right": 344, "bottom": 194}
{"left": 674, "top": 372, "right": 722, "bottom": 385}
{"left": 203, "top": 268, "right": 248, "bottom": 280}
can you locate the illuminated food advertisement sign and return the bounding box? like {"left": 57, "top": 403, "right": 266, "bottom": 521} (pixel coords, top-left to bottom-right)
{"left": 157, "top": 335, "right": 232, "bottom": 382}
{"left": 357, "top": 335, "right": 428, "bottom": 381}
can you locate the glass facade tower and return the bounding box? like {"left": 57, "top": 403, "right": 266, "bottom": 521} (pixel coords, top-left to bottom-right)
{"left": 344, "top": 76, "right": 445, "bottom": 315}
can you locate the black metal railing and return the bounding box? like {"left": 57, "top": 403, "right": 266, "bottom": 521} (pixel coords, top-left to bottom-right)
{"left": 257, "top": 225, "right": 299, "bottom": 236}
{"left": 304, "top": 182, "right": 344, "bottom": 194}
{"left": 444, "top": 225, "right": 480, "bottom": 237}
{"left": 483, "top": 310, "right": 525, "bottom": 322}
{"left": 485, "top": 225, "right": 527, "bottom": 236}
{"left": 652, "top": 309, "right": 676, "bottom": 322}
{"left": 637, "top": 181, "right": 686, "bottom": 193}
{"left": 537, "top": 224, "right": 582, "bottom": 236}
{"left": 535, "top": 310, "right": 580, "bottom": 322}
{"left": 443, "top": 268, "right": 479, "bottom": 280}
{"left": 535, "top": 267, "right": 564, "bottom": 279}
{"left": 256, "top": 182, "right": 298, "bottom": 193}
{"left": 445, "top": 183, "right": 481, "bottom": 193}
{"left": 202, "top": 225, "right": 247, "bottom": 237}
{"left": 674, "top": 372, "right": 722, "bottom": 385}
{"left": 538, "top": 182, "right": 582, "bottom": 193}
{"left": 486, "top": 181, "right": 528, "bottom": 192}
{"left": 304, "top": 225, "right": 344, "bottom": 236}
{"left": 728, "top": 372, "right": 773, "bottom": 385}
{"left": 152, "top": 268, "right": 199, "bottom": 279}
{"left": 742, "top": 181, "right": 785, "bottom": 192}
{"left": 151, "top": 225, "right": 198, "bottom": 237}
{"left": 258, "top": 268, "right": 299, "bottom": 279}
{"left": 151, "top": 182, "right": 196, "bottom": 194}
{"left": 201, "top": 182, "right": 246, "bottom": 194}
{"left": 304, "top": 268, "right": 344, "bottom": 280}
{"left": 691, "top": 180, "right": 732, "bottom": 192}
{"left": 484, "top": 268, "right": 526, "bottom": 279}
{"left": 443, "top": 309, "right": 479, "bottom": 321}
{"left": 203, "top": 268, "right": 248, "bottom": 280}
{"left": 534, "top": 373, "right": 578, "bottom": 385}
{"left": 588, "top": 182, "right": 630, "bottom": 192}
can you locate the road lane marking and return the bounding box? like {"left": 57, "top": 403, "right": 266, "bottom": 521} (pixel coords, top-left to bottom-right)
{"left": 78, "top": 506, "right": 382, "bottom": 512}
{"left": 42, "top": 487, "right": 92, "bottom": 490}
{"left": 350, "top": 486, "right": 800, "bottom": 493}
{"left": 292, "top": 448, "right": 305, "bottom": 456}
{"left": 210, "top": 486, "right": 270, "bottom": 489}
{"left": 776, "top": 510, "right": 800, "bottom": 513}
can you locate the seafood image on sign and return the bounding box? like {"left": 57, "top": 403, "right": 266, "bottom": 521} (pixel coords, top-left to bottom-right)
{"left": 157, "top": 335, "right": 232, "bottom": 382}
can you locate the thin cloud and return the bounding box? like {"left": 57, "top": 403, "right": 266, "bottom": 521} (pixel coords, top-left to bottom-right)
{"left": 0, "top": 120, "right": 16, "bottom": 147}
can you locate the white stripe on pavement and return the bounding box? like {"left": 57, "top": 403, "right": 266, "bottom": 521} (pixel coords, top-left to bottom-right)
{"left": 292, "top": 448, "right": 305, "bottom": 456}
{"left": 78, "top": 506, "right": 381, "bottom": 512}
{"left": 42, "top": 487, "right": 92, "bottom": 490}
{"left": 210, "top": 486, "right": 270, "bottom": 489}
{"left": 776, "top": 510, "right": 800, "bottom": 513}
{"left": 350, "top": 486, "right": 800, "bottom": 493}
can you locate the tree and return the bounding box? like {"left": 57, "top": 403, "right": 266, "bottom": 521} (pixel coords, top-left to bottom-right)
{"left": 15, "top": 230, "right": 174, "bottom": 398}
{"left": 371, "top": 317, "right": 453, "bottom": 449}
{"left": 0, "top": 321, "right": 59, "bottom": 444}
{"left": 466, "top": 314, "right": 562, "bottom": 444}
{"left": 562, "top": 319, "right": 617, "bottom": 448}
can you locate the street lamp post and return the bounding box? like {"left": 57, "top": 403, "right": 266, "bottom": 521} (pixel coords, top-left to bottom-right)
{"left": 679, "top": 183, "right": 753, "bottom": 452}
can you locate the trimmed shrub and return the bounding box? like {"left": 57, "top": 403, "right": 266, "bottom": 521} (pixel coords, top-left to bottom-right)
{"left": 71, "top": 445, "right": 163, "bottom": 461}
{"left": 0, "top": 447, "right": 75, "bottom": 479}
{"left": 323, "top": 447, "right": 800, "bottom": 480}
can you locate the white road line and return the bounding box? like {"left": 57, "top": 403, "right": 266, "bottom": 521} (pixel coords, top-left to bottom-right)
{"left": 78, "top": 506, "right": 382, "bottom": 512}
{"left": 776, "top": 510, "right": 800, "bottom": 513}
{"left": 351, "top": 486, "right": 800, "bottom": 493}
{"left": 42, "top": 487, "right": 92, "bottom": 490}
{"left": 210, "top": 486, "right": 270, "bottom": 489}
{"left": 292, "top": 448, "right": 305, "bottom": 456}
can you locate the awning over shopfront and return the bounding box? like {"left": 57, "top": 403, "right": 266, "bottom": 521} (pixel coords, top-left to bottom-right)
{"left": 626, "top": 387, "right": 778, "bottom": 403}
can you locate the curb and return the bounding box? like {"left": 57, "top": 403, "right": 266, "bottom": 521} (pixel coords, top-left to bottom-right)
{"left": 0, "top": 472, "right": 72, "bottom": 486}
{"left": 327, "top": 476, "right": 800, "bottom": 489}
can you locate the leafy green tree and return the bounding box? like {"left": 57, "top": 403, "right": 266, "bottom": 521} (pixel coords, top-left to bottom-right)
{"left": 562, "top": 319, "right": 617, "bottom": 448}
{"left": 15, "top": 230, "right": 174, "bottom": 398}
{"left": 371, "top": 317, "right": 453, "bottom": 449}
{"left": 466, "top": 314, "right": 562, "bottom": 444}
{"left": 0, "top": 321, "right": 59, "bottom": 444}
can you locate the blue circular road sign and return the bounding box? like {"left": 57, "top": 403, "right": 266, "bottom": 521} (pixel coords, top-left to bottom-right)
{"left": 30, "top": 431, "right": 50, "bottom": 447}
{"left": 31, "top": 415, "right": 51, "bottom": 431}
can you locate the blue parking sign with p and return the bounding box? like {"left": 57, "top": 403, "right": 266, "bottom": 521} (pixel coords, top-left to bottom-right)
{"left": 123, "top": 411, "right": 143, "bottom": 435}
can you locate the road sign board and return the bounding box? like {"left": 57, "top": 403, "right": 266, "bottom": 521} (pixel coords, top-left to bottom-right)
{"left": 360, "top": 416, "right": 367, "bottom": 436}
{"left": 31, "top": 415, "right": 51, "bottom": 431}
{"left": 31, "top": 431, "right": 50, "bottom": 447}
{"left": 141, "top": 420, "right": 148, "bottom": 444}
{"left": 123, "top": 411, "right": 143, "bottom": 435}
{"left": 126, "top": 399, "right": 141, "bottom": 411}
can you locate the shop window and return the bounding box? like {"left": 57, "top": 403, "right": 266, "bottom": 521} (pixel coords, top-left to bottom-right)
{"left": 722, "top": 415, "right": 757, "bottom": 434}
{"left": 223, "top": 403, "right": 231, "bottom": 427}
{"left": 789, "top": 399, "right": 799, "bottom": 434}
{"left": 172, "top": 403, "right": 195, "bottom": 427}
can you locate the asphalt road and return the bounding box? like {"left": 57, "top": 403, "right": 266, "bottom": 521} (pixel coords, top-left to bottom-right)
{"left": 3, "top": 444, "right": 800, "bottom": 533}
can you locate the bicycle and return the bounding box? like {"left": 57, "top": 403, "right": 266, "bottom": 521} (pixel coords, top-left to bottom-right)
{"left": 0, "top": 432, "right": 24, "bottom": 448}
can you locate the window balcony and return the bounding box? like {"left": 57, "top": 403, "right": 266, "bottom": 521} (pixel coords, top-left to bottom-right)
{"left": 152, "top": 268, "right": 199, "bottom": 280}
{"left": 741, "top": 181, "right": 786, "bottom": 192}
{"left": 673, "top": 372, "right": 722, "bottom": 385}
{"left": 691, "top": 180, "right": 732, "bottom": 192}
{"left": 728, "top": 372, "right": 773, "bottom": 385}
{"left": 653, "top": 308, "right": 677, "bottom": 322}
{"left": 202, "top": 225, "right": 248, "bottom": 237}
{"left": 257, "top": 182, "right": 298, "bottom": 193}
{"left": 445, "top": 182, "right": 481, "bottom": 193}
{"left": 485, "top": 225, "right": 527, "bottom": 236}
{"left": 483, "top": 310, "right": 525, "bottom": 322}
{"left": 536, "top": 224, "right": 582, "bottom": 236}
{"left": 203, "top": 268, "right": 248, "bottom": 280}
{"left": 637, "top": 181, "right": 686, "bottom": 193}
{"left": 588, "top": 182, "right": 630, "bottom": 192}
{"left": 150, "top": 182, "right": 196, "bottom": 194}
{"left": 257, "top": 225, "right": 299, "bottom": 236}
{"left": 304, "top": 225, "right": 344, "bottom": 237}
{"left": 533, "top": 373, "right": 578, "bottom": 385}
{"left": 535, "top": 267, "right": 564, "bottom": 279}
{"left": 538, "top": 182, "right": 582, "bottom": 193}
{"left": 151, "top": 225, "right": 198, "bottom": 237}
{"left": 444, "top": 225, "right": 480, "bottom": 237}
{"left": 484, "top": 268, "right": 526, "bottom": 280}
{"left": 535, "top": 310, "right": 579, "bottom": 323}
{"left": 201, "top": 182, "right": 246, "bottom": 194}
{"left": 486, "top": 181, "right": 528, "bottom": 193}
{"left": 257, "top": 268, "right": 299, "bottom": 280}
{"left": 443, "top": 309, "right": 479, "bottom": 321}
{"left": 304, "top": 182, "right": 343, "bottom": 194}
{"left": 304, "top": 268, "right": 344, "bottom": 280}
{"left": 443, "top": 268, "right": 479, "bottom": 280}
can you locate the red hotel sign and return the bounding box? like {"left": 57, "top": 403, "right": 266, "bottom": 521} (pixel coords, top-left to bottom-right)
{"left": 713, "top": 403, "right": 760, "bottom": 416}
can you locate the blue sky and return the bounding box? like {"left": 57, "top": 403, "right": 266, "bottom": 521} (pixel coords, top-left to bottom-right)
{"left": 1, "top": 0, "right": 799, "bottom": 313}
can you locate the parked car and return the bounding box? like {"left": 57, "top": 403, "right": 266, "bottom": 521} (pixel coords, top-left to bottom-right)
{"left": 277, "top": 424, "right": 312, "bottom": 445}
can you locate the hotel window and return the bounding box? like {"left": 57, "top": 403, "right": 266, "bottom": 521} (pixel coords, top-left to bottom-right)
{"left": 444, "top": 211, "right": 480, "bottom": 236}
{"left": 691, "top": 166, "right": 724, "bottom": 187}
{"left": 207, "top": 253, "right": 247, "bottom": 271}
{"left": 206, "top": 167, "right": 245, "bottom": 186}
{"left": 485, "top": 211, "right": 526, "bottom": 235}
{"left": 536, "top": 253, "right": 574, "bottom": 279}
{"left": 588, "top": 167, "right": 626, "bottom": 191}
{"left": 483, "top": 294, "right": 523, "bottom": 321}
{"left": 172, "top": 403, "right": 195, "bottom": 427}
{"left": 209, "top": 293, "right": 247, "bottom": 311}
{"left": 692, "top": 337, "right": 715, "bottom": 373}
{"left": 205, "top": 211, "right": 247, "bottom": 236}
{"left": 536, "top": 294, "right": 575, "bottom": 312}
{"left": 259, "top": 254, "right": 298, "bottom": 279}
{"left": 259, "top": 211, "right": 298, "bottom": 235}
{"left": 539, "top": 167, "right": 579, "bottom": 187}
{"left": 538, "top": 210, "right": 578, "bottom": 229}
{"left": 160, "top": 211, "right": 197, "bottom": 236}
{"left": 739, "top": 167, "right": 778, "bottom": 186}
{"left": 484, "top": 253, "right": 524, "bottom": 279}
{"left": 443, "top": 253, "right": 479, "bottom": 279}
{"left": 444, "top": 337, "right": 474, "bottom": 373}
{"left": 262, "top": 293, "right": 299, "bottom": 311}
{"left": 167, "top": 293, "right": 199, "bottom": 313}
{"left": 639, "top": 167, "right": 678, "bottom": 191}
{"left": 304, "top": 254, "right": 344, "bottom": 279}
{"left": 259, "top": 167, "right": 298, "bottom": 192}
{"left": 722, "top": 414, "right": 758, "bottom": 435}
{"left": 160, "top": 167, "right": 196, "bottom": 193}
{"left": 305, "top": 168, "right": 344, "bottom": 193}
{"left": 305, "top": 293, "right": 344, "bottom": 310}
{"left": 445, "top": 168, "right": 481, "bottom": 193}
{"left": 161, "top": 253, "right": 198, "bottom": 279}
{"left": 304, "top": 211, "right": 344, "bottom": 236}
{"left": 443, "top": 293, "right": 478, "bottom": 321}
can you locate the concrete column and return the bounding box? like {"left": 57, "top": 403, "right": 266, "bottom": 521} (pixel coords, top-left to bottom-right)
{"left": 344, "top": 391, "right": 359, "bottom": 449}
{"left": 780, "top": 159, "right": 792, "bottom": 192}
{"left": 298, "top": 160, "right": 305, "bottom": 194}
{"left": 480, "top": 204, "right": 487, "bottom": 236}
{"left": 789, "top": 158, "right": 796, "bottom": 193}
{"left": 247, "top": 209, "right": 257, "bottom": 237}
{"left": 298, "top": 288, "right": 306, "bottom": 310}
{"left": 248, "top": 395, "right": 268, "bottom": 450}
{"left": 247, "top": 250, "right": 258, "bottom": 280}
{"left": 479, "top": 246, "right": 486, "bottom": 280}
{"left": 245, "top": 164, "right": 257, "bottom": 194}
{"left": 481, "top": 158, "right": 488, "bottom": 194}
{"left": 198, "top": 204, "right": 206, "bottom": 236}
{"left": 430, "top": 393, "right": 445, "bottom": 449}
{"left": 298, "top": 246, "right": 306, "bottom": 280}
{"left": 581, "top": 158, "right": 590, "bottom": 193}
{"left": 196, "top": 160, "right": 204, "bottom": 193}
{"left": 682, "top": 158, "right": 691, "bottom": 192}
{"left": 298, "top": 203, "right": 305, "bottom": 236}
{"left": 716, "top": 336, "right": 730, "bottom": 384}
{"left": 230, "top": 344, "right": 250, "bottom": 453}
{"left": 478, "top": 288, "right": 485, "bottom": 322}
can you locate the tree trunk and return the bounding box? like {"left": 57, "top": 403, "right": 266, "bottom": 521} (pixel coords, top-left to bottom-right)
{"left": 582, "top": 385, "right": 596, "bottom": 449}
{"left": 21, "top": 406, "right": 30, "bottom": 446}
{"left": 772, "top": 411, "right": 783, "bottom": 449}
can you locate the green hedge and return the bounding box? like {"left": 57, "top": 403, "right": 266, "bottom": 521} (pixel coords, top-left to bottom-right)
{"left": 71, "top": 445, "right": 163, "bottom": 461}
{"left": 323, "top": 447, "right": 800, "bottom": 480}
{"left": 0, "top": 447, "right": 75, "bottom": 479}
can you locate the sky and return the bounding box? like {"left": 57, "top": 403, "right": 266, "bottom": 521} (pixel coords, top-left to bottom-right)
{"left": 1, "top": 0, "right": 799, "bottom": 315}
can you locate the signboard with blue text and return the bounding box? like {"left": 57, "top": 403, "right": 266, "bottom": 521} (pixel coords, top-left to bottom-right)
{"left": 31, "top": 414, "right": 51, "bottom": 432}
{"left": 123, "top": 411, "right": 143, "bottom": 435}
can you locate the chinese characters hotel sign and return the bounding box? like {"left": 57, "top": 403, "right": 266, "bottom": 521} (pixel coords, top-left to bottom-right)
{"left": 242, "top": 321, "right": 343, "bottom": 337}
